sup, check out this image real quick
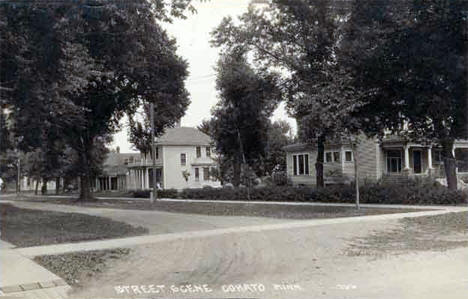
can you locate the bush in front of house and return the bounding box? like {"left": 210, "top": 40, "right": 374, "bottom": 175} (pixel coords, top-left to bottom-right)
{"left": 132, "top": 189, "right": 179, "bottom": 199}
{"left": 172, "top": 181, "right": 465, "bottom": 205}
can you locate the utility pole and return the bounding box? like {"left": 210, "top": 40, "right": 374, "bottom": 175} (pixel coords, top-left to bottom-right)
{"left": 151, "top": 103, "right": 158, "bottom": 203}
{"left": 352, "top": 139, "right": 360, "bottom": 210}
{"left": 237, "top": 129, "right": 251, "bottom": 201}
{"left": 16, "top": 156, "right": 20, "bottom": 196}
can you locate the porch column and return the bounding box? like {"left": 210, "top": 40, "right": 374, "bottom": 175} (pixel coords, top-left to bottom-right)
{"left": 136, "top": 170, "right": 140, "bottom": 190}
{"left": 108, "top": 176, "right": 111, "bottom": 191}
{"left": 404, "top": 144, "right": 410, "bottom": 170}
{"left": 145, "top": 168, "right": 149, "bottom": 189}
{"left": 453, "top": 145, "right": 458, "bottom": 174}
{"left": 340, "top": 146, "right": 345, "bottom": 171}
{"left": 427, "top": 146, "right": 433, "bottom": 170}
{"left": 139, "top": 169, "right": 145, "bottom": 190}
{"left": 135, "top": 170, "right": 138, "bottom": 190}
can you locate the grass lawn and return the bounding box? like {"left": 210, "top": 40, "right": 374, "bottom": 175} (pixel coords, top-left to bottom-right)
{"left": 0, "top": 204, "right": 148, "bottom": 247}
{"left": 26, "top": 197, "right": 423, "bottom": 219}
{"left": 347, "top": 211, "right": 468, "bottom": 256}
{"left": 34, "top": 249, "right": 130, "bottom": 288}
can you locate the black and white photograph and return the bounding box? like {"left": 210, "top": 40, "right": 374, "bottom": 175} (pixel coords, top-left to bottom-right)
{"left": 0, "top": 0, "right": 467, "bottom": 298}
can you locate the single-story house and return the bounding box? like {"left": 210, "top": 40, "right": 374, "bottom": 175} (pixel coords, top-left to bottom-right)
{"left": 283, "top": 135, "right": 468, "bottom": 186}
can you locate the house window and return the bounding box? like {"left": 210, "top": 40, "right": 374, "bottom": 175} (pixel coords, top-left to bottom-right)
{"left": 203, "top": 167, "right": 210, "bottom": 181}
{"left": 210, "top": 167, "right": 217, "bottom": 181}
{"left": 293, "top": 154, "right": 309, "bottom": 175}
{"left": 181, "top": 153, "right": 186, "bottom": 166}
{"left": 333, "top": 152, "right": 340, "bottom": 162}
{"left": 195, "top": 168, "right": 199, "bottom": 181}
{"left": 196, "top": 146, "right": 201, "bottom": 158}
{"left": 155, "top": 147, "right": 159, "bottom": 160}
{"left": 433, "top": 149, "right": 443, "bottom": 163}
{"left": 206, "top": 147, "right": 211, "bottom": 157}
{"left": 293, "top": 155, "right": 298, "bottom": 175}
{"left": 325, "top": 151, "right": 341, "bottom": 163}
{"left": 386, "top": 150, "right": 402, "bottom": 173}
{"left": 345, "top": 151, "right": 353, "bottom": 162}
{"left": 455, "top": 148, "right": 468, "bottom": 173}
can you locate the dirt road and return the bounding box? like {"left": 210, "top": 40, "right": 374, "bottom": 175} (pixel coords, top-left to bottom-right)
{"left": 69, "top": 216, "right": 468, "bottom": 299}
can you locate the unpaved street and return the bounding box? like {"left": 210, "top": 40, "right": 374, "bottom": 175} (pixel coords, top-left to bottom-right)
{"left": 69, "top": 213, "right": 468, "bottom": 299}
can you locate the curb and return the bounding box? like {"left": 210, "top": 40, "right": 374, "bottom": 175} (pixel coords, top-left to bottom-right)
{"left": 0, "top": 279, "right": 67, "bottom": 295}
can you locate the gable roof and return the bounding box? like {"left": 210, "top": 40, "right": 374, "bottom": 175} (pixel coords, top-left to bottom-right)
{"left": 156, "top": 127, "right": 212, "bottom": 146}
{"left": 103, "top": 153, "right": 140, "bottom": 176}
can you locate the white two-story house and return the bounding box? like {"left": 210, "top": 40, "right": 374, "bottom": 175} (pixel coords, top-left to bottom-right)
{"left": 126, "top": 126, "right": 221, "bottom": 191}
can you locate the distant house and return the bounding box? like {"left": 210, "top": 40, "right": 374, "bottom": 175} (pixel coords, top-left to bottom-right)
{"left": 93, "top": 151, "right": 140, "bottom": 192}
{"left": 16, "top": 127, "right": 220, "bottom": 193}
{"left": 284, "top": 135, "right": 468, "bottom": 186}
{"left": 125, "top": 126, "right": 221, "bottom": 191}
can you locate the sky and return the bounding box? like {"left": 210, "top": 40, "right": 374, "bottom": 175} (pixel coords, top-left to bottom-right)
{"left": 112, "top": 0, "right": 296, "bottom": 153}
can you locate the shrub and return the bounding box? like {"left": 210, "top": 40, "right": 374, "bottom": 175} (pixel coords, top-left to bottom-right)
{"left": 158, "top": 189, "right": 179, "bottom": 199}
{"left": 132, "top": 189, "right": 179, "bottom": 199}
{"left": 174, "top": 182, "right": 465, "bottom": 205}
{"left": 132, "top": 190, "right": 150, "bottom": 198}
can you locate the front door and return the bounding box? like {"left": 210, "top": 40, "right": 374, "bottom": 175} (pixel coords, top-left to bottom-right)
{"left": 413, "top": 150, "right": 422, "bottom": 174}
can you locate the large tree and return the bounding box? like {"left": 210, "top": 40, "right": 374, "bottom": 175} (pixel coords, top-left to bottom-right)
{"left": 264, "top": 120, "right": 294, "bottom": 173}
{"left": 211, "top": 49, "right": 279, "bottom": 187}
{"left": 1, "top": 0, "right": 193, "bottom": 200}
{"left": 341, "top": 0, "right": 468, "bottom": 190}
{"left": 212, "top": 0, "right": 363, "bottom": 187}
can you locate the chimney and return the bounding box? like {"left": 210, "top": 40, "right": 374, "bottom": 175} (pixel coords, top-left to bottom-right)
{"left": 176, "top": 119, "right": 182, "bottom": 128}
{"left": 116, "top": 146, "right": 120, "bottom": 153}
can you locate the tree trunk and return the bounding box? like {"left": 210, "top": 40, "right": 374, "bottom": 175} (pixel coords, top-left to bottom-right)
{"left": 315, "top": 134, "right": 325, "bottom": 188}
{"left": 77, "top": 137, "right": 96, "bottom": 202}
{"left": 232, "top": 160, "right": 241, "bottom": 187}
{"left": 41, "top": 179, "right": 48, "bottom": 195}
{"left": 55, "top": 177, "right": 60, "bottom": 195}
{"left": 79, "top": 175, "right": 96, "bottom": 201}
{"left": 34, "top": 180, "right": 39, "bottom": 195}
{"left": 441, "top": 139, "right": 458, "bottom": 190}
{"left": 352, "top": 144, "right": 360, "bottom": 210}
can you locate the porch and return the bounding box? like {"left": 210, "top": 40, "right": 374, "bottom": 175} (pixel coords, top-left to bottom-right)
{"left": 126, "top": 167, "right": 163, "bottom": 191}
{"left": 382, "top": 142, "right": 468, "bottom": 178}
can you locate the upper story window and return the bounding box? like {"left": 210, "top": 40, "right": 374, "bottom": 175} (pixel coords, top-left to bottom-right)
{"left": 196, "top": 146, "right": 201, "bottom": 158}
{"left": 180, "top": 153, "right": 186, "bottom": 166}
{"left": 206, "top": 147, "right": 211, "bottom": 157}
{"left": 293, "top": 154, "right": 309, "bottom": 176}
{"left": 155, "top": 147, "right": 159, "bottom": 160}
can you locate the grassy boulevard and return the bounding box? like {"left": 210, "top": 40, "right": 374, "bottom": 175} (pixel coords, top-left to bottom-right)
{"left": 0, "top": 203, "right": 148, "bottom": 247}
{"left": 24, "top": 197, "right": 424, "bottom": 219}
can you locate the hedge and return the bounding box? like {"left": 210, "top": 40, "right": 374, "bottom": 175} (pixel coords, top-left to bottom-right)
{"left": 165, "top": 182, "right": 466, "bottom": 205}
{"left": 131, "top": 189, "right": 178, "bottom": 199}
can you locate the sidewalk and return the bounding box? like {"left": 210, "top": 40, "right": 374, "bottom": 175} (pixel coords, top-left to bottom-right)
{"left": 0, "top": 241, "right": 71, "bottom": 298}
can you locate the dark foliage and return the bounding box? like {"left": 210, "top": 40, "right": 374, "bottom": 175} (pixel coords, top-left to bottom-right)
{"left": 164, "top": 182, "right": 466, "bottom": 205}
